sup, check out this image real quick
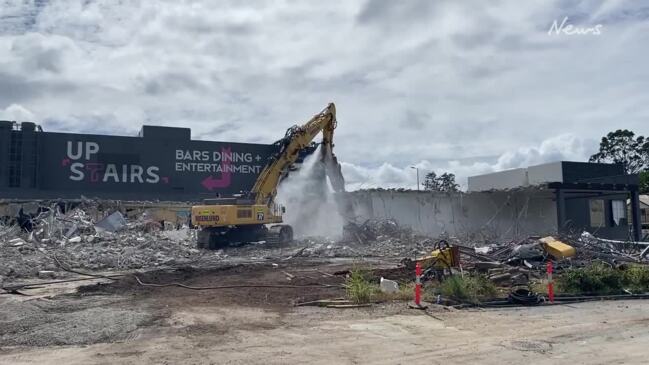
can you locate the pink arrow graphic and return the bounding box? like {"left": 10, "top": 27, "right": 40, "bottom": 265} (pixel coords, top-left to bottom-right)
{"left": 85, "top": 163, "right": 105, "bottom": 183}
{"left": 201, "top": 147, "right": 232, "bottom": 191}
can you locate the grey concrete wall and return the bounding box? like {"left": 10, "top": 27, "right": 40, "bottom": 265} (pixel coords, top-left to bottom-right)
{"left": 348, "top": 189, "right": 558, "bottom": 241}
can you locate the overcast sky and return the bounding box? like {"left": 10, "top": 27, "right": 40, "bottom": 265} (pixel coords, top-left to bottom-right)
{"left": 1, "top": 0, "right": 648, "bottom": 190}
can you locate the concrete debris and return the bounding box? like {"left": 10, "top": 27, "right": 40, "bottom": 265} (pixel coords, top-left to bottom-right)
{"left": 95, "top": 211, "right": 127, "bottom": 233}
{"left": 342, "top": 218, "right": 407, "bottom": 244}
{"left": 2, "top": 199, "right": 648, "bottom": 287}
{"left": 38, "top": 270, "right": 56, "bottom": 279}
{"left": 68, "top": 236, "right": 82, "bottom": 243}
{"left": 0, "top": 225, "right": 21, "bottom": 242}
{"left": 0, "top": 201, "right": 209, "bottom": 279}
{"left": 8, "top": 238, "right": 26, "bottom": 247}
{"left": 511, "top": 242, "right": 544, "bottom": 260}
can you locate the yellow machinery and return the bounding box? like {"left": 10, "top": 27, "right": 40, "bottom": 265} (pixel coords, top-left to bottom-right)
{"left": 540, "top": 236, "right": 576, "bottom": 259}
{"left": 417, "top": 240, "right": 460, "bottom": 270}
{"left": 402, "top": 240, "right": 460, "bottom": 281}
{"left": 191, "top": 103, "right": 344, "bottom": 249}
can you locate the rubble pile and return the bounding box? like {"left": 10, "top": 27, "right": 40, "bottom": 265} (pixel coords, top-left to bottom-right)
{"left": 4, "top": 198, "right": 646, "bottom": 287}
{"left": 568, "top": 232, "right": 648, "bottom": 264}
{"left": 342, "top": 218, "right": 408, "bottom": 243}
{"left": 457, "top": 232, "right": 649, "bottom": 287}
{"left": 0, "top": 204, "right": 208, "bottom": 279}
{"left": 292, "top": 219, "right": 435, "bottom": 258}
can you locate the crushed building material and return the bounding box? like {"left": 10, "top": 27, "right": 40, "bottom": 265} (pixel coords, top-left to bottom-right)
{"left": 95, "top": 211, "right": 127, "bottom": 233}
{"left": 0, "top": 201, "right": 209, "bottom": 279}
{"left": 0, "top": 201, "right": 430, "bottom": 280}
{"left": 2, "top": 199, "right": 649, "bottom": 294}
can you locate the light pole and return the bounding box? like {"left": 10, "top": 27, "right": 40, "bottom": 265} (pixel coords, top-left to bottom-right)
{"left": 410, "top": 166, "right": 419, "bottom": 191}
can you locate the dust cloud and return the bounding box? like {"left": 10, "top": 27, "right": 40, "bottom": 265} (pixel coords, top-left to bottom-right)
{"left": 275, "top": 145, "right": 345, "bottom": 239}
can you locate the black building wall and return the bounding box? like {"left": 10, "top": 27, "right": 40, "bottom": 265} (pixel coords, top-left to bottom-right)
{"left": 0, "top": 121, "right": 11, "bottom": 188}
{"left": 0, "top": 122, "right": 279, "bottom": 201}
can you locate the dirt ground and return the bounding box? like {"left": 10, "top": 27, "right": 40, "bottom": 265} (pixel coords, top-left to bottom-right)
{"left": 2, "top": 259, "right": 649, "bottom": 365}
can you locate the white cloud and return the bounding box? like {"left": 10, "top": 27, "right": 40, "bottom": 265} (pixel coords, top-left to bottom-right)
{"left": 1, "top": 1, "right": 647, "bottom": 190}
{"left": 494, "top": 134, "right": 598, "bottom": 170}
{"left": 342, "top": 133, "right": 598, "bottom": 190}
{"left": 0, "top": 103, "right": 35, "bottom": 121}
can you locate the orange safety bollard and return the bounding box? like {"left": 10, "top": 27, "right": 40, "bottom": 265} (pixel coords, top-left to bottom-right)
{"left": 547, "top": 261, "right": 554, "bottom": 303}
{"left": 415, "top": 261, "right": 422, "bottom": 305}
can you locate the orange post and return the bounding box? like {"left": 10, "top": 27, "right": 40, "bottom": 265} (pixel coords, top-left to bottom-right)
{"left": 415, "top": 261, "right": 422, "bottom": 305}
{"left": 547, "top": 261, "right": 554, "bottom": 303}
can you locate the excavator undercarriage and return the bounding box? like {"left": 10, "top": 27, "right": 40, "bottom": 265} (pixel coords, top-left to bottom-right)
{"left": 197, "top": 224, "right": 294, "bottom": 249}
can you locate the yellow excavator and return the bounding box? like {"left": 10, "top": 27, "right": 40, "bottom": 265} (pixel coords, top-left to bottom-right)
{"left": 191, "top": 103, "right": 345, "bottom": 249}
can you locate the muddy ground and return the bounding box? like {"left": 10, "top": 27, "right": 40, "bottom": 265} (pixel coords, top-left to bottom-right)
{"left": 1, "top": 258, "right": 649, "bottom": 364}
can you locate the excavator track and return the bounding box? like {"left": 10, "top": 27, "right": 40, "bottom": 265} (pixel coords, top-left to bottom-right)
{"left": 267, "top": 224, "right": 294, "bottom": 245}
{"left": 197, "top": 224, "right": 294, "bottom": 249}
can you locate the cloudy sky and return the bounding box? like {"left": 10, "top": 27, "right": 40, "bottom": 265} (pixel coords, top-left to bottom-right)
{"left": 1, "top": 0, "right": 648, "bottom": 190}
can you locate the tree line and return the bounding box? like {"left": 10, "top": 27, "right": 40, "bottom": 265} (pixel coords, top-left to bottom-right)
{"left": 589, "top": 129, "right": 648, "bottom": 193}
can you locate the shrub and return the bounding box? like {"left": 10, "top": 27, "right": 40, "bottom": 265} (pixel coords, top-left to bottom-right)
{"left": 558, "top": 262, "right": 622, "bottom": 294}
{"left": 345, "top": 269, "right": 376, "bottom": 303}
{"left": 622, "top": 265, "right": 649, "bottom": 293}
{"left": 440, "top": 275, "right": 497, "bottom": 303}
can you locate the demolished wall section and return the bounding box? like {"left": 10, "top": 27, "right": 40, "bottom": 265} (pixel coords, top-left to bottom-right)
{"left": 348, "top": 189, "right": 558, "bottom": 241}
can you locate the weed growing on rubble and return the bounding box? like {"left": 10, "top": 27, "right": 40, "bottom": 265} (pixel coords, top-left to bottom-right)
{"left": 345, "top": 269, "right": 375, "bottom": 303}
{"left": 558, "top": 262, "right": 649, "bottom": 294}
{"left": 622, "top": 265, "right": 649, "bottom": 293}
{"left": 558, "top": 262, "right": 621, "bottom": 294}
{"left": 440, "top": 275, "right": 497, "bottom": 304}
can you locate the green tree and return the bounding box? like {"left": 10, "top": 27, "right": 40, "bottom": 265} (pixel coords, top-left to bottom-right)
{"left": 589, "top": 129, "right": 649, "bottom": 174}
{"left": 423, "top": 172, "right": 439, "bottom": 191}
{"left": 423, "top": 171, "right": 459, "bottom": 192}
{"left": 438, "top": 172, "right": 460, "bottom": 192}
{"left": 640, "top": 171, "right": 649, "bottom": 194}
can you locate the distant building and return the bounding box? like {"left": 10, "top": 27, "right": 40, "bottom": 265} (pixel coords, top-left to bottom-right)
{"left": 640, "top": 195, "right": 649, "bottom": 229}
{"left": 468, "top": 161, "right": 642, "bottom": 241}
{"left": 349, "top": 161, "right": 642, "bottom": 242}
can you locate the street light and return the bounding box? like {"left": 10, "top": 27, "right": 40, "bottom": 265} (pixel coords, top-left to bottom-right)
{"left": 410, "top": 166, "right": 419, "bottom": 191}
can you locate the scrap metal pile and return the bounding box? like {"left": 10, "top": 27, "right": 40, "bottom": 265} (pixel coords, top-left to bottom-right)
{"left": 454, "top": 232, "right": 649, "bottom": 286}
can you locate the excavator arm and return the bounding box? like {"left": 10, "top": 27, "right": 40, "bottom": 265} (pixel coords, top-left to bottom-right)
{"left": 250, "top": 102, "right": 343, "bottom": 206}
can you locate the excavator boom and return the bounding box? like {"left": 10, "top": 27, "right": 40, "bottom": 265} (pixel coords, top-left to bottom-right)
{"left": 251, "top": 103, "right": 340, "bottom": 206}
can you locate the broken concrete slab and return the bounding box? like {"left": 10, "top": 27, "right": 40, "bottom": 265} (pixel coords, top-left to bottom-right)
{"left": 95, "top": 211, "right": 127, "bottom": 233}
{"left": 38, "top": 270, "right": 56, "bottom": 279}
{"left": 8, "top": 238, "right": 26, "bottom": 247}
{"left": 67, "top": 236, "right": 82, "bottom": 243}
